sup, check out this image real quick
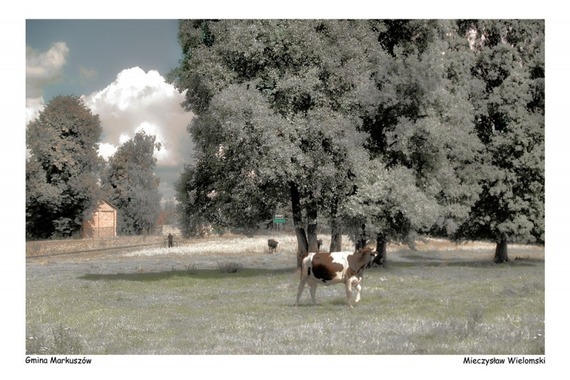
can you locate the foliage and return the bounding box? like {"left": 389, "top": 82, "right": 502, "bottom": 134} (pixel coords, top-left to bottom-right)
{"left": 170, "top": 20, "right": 545, "bottom": 260}
{"left": 171, "top": 20, "right": 375, "bottom": 250}
{"left": 101, "top": 131, "right": 162, "bottom": 235}
{"left": 217, "top": 261, "right": 243, "bottom": 273}
{"left": 26, "top": 95, "right": 102, "bottom": 239}
{"left": 157, "top": 198, "right": 179, "bottom": 227}
{"left": 454, "top": 20, "right": 545, "bottom": 260}
{"left": 343, "top": 160, "right": 441, "bottom": 246}
{"left": 343, "top": 20, "right": 484, "bottom": 245}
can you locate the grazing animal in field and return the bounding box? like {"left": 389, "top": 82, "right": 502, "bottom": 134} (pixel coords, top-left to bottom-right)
{"left": 296, "top": 247, "right": 376, "bottom": 308}
{"left": 268, "top": 239, "right": 279, "bottom": 254}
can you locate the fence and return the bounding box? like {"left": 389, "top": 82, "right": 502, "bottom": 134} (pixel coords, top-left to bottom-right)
{"left": 26, "top": 236, "right": 166, "bottom": 257}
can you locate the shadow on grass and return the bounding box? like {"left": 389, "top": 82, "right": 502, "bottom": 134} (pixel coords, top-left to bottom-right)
{"left": 79, "top": 267, "right": 297, "bottom": 282}
{"left": 291, "top": 301, "right": 350, "bottom": 308}
{"left": 78, "top": 257, "right": 543, "bottom": 283}
{"left": 385, "top": 255, "right": 543, "bottom": 268}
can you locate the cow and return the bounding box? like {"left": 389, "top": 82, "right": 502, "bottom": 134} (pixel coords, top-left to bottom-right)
{"left": 296, "top": 247, "right": 376, "bottom": 308}
{"left": 268, "top": 239, "right": 279, "bottom": 254}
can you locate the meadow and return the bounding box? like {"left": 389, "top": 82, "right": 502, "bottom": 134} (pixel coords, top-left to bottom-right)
{"left": 26, "top": 234, "right": 544, "bottom": 355}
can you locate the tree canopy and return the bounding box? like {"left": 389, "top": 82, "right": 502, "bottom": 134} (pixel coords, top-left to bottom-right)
{"left": 26, "top": 95, "right": 102, "bottom": 239}
{"left": 348, "top": 20, "right": 484, "bottom": 255}
{"left": 171, "top": 20, "right": 380, "bottom": 260}
{"left": 101, "top": 131, "right": 162, "bottom": 235}
{"left": 170, "top": 19, "right": 544, "bottom": 263}
{"left": 454, "top": 20, "right": 545, "bottom": 262}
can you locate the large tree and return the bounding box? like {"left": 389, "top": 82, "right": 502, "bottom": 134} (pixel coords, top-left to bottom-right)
{"left": 171, "top": 19, "right": 544, "bottom": 265}
{"left": 454, "top": 20, "right": 545, "bottom": 263}
{"left": 171, "top": 20, "right": 379, "bottom": 263}
{"left": 347, "top": 20, "right": 484, "bottom": 263}
{"left": 26, "top": 95, "right": 102, "bottom": 239}
{"left": 101, "top": 131, "right": 162, "bottom": 235}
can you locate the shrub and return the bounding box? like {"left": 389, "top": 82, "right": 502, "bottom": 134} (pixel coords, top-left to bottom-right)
{"left": 185, "top": 263, "right": 198, "bottom": 274}
{"left": 217, "top": 261, "right": 243, "bottom": 273}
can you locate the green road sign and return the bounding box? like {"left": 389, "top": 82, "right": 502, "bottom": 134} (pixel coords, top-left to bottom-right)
{"left": 273, "top": 214, "right": 286, "bottom": 224}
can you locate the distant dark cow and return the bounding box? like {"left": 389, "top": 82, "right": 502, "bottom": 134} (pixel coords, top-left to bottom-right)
{"left": 296, "top": 247, "right": 376, "bottom": 308}
{"left": 268, "top": 239, "right": 279, "bottom": 254}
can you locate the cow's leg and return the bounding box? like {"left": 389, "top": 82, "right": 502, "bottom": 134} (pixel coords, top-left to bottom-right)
{"left": 345, "top": 280, "right": 354, "bottom": 308}
{"left": 296, "top": 275, "right": 307, "bottom": 306}
{"left": 349, "top": 276, "right": 363, "bottom": 304}
{"left": 309, "top": 283, "right": 317, "bottom": 304}
{"left": 354, "top": 283, "right": 362, "bottom": 304}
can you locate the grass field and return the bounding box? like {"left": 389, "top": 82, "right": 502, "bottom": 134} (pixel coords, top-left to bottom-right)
{"left": 26, "top": 234, "right": 544, "bottom": 355}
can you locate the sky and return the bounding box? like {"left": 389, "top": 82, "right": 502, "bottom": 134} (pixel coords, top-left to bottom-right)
{"left": 26, "top": 19, "right": 194, "bottom": 199}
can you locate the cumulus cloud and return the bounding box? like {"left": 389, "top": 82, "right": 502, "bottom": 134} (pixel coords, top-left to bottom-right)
{"left": 82, "top": 66, "right": 194, "bottom": 170}
{"left": 26, "top": 42, "right": 69, "bottom": 124}
{"left": 26, "top": 42, "right": 68, "bottom": 97}
{"left": 25, "top": 59, "right": 193, "bottom": 198}
{"left": 97, "top": 142, "right": 118, "bottom": 160}
{"left": 26, "top": 97, "right": 46, "bottom": 125}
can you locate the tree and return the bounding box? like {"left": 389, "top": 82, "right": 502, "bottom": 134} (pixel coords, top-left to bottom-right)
{"left": 171, "top": 20, "right": 378, "bottom": 264}
{"left": 101, "top": 131, "right": 162, "bottom": 235}
{"left": 26, "top": 95, "right": 102, "bottom": 239}
{"left": 171, "top": 19, "right": 544, "bottom": 265}
{"left": 350, "top": 20, "right": 484, "bottom": 263}
{"left": 157, "top": 198, "right": 179, "bottom": 227}
{"left": 342, "top": 160, "right": 441, "bottom": 263}
{"left": 454, "top": 20, "right": 545, "bottom": 263}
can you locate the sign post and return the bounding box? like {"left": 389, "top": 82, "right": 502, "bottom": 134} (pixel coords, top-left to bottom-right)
{"left": 273, "top": 214, "right": 286, "bottom": 230}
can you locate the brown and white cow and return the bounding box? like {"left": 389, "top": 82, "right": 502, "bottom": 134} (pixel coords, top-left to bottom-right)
{"left": 296, "top": 247, "right": 376, "bottom": 308}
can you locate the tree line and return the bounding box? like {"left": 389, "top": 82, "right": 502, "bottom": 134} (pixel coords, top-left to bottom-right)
{"left": 25, "top": 20, "right": 544, "bottom": 265}
{"left": 169, "top": 19, "right": 544, "bottom": 264}
{"left": 26, "top": 96, "right": 162, "bottom": 239}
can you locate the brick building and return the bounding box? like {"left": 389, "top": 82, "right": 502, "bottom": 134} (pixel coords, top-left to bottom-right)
{"left": 81, "top": 200, "right": 117, "bottom": 238}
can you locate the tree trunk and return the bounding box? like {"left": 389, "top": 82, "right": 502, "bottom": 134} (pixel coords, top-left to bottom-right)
{"left": 372, "top": 232, "right": 387, "bottom": 266}
{"left": 330, "top": 225, "right": 342, "bottom": 252}
{"left": 494, "top": 235, "right": 509, "bottom": 263}
{"left": 290, "top": 182, "right": 308, "bottom": 268}
{"left": 329, "top": 197, "right": 342, "bottom": 252}
{"left": 294, "top": 227, "right": 309, "bottom": 267}
{"left": 355, "top": 223, "right": 367, "bottom": 250}
{"left": 306, "top": 200, "right": 319, "bottom": 253}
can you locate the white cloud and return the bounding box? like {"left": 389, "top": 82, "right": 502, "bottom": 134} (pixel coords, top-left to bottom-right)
{"left": 25, "top": 96, "right": 45, "bottom": 125}
{"left": 97, "top": 142, "right": 118, "bottom": 160}
{"left": 119, "top": 132, "right": 131, "bottom": 145}
{"left": 25, "top": 62, "right": 193, "bottom": 198}
{"left": 26, "top": 42, "right": 69, "bottom": 124}
{"left": 82, "top": 66, "right": 194, "bottom": 169}
{"left": 134, "top": 121, "right": 172, "bottom": 163}
{"left": 26, "top": 42, "right": 68, "bottom": 99}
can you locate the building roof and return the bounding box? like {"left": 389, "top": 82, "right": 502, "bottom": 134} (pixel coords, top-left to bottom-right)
{"left": 97, "top": 200, "right": 117, "bottom": 210}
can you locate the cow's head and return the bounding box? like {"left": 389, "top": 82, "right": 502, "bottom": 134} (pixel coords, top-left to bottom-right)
{"left": 357, "top": 246, "right": 376, "bottom": 259}
{"left": 348, "top": 247, "right": 377, "bottom": 274}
